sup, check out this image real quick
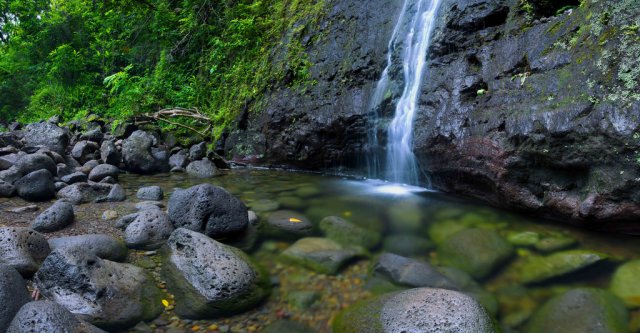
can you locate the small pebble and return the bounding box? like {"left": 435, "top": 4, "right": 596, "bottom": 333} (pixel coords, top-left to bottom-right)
{"left": 102, "top": 210, "right": 118, "bottom": 220}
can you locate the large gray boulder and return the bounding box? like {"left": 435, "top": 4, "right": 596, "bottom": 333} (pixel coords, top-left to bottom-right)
{"left": 162, "top": 228, "right": 270, "bottom": 318}
{"left": 185, "top": 159, "right": 220, "bottom": 178}
{"left": 71, "top": 140, "right": 99, "bottom": 164}
{"left": 189, "top": 142, "right": 207, "bottom": 160}
{"left": 0, "top": 228, "right": 50, "bottom": 276}
{"left": 57, "top": 182, "right": 125, "bottom": 204}
{"left": 100, "top": 140, "right": 121, "bottom": 166}
{"left": 168, "top": 184, "right": 248, "bottom": 238}
{"left": 169, "top": 150, "right": 189, "bottom": 169}
{"left": 7, "top": 301, "right": 106, "bottom": 333}
{"left": 14, "top": 153, "right": 56, "bottom": 176}
{"left": 87, "top": 164, "right": 119, "bottom": 182}
{"left": 23, "top": 122, "right": 69, "bottom": 155}
{"left": 14, "top": 169, "right": 56, "bottom": 201}
{"left": 333, "top": 288, "right": 497, "bottom": 333}
{"left": 31, "top": 200, "right": 75, "bottom": 233}
{"left": 373, "top": 253, "right": 457, "bottom": 289}
{"left": 121, "top": 130, "right": 169, "bottom": 174}
{"left": 136, "top": 186, "right": 163, "bottom": 201}
{"left": 0, "top": 264, "right": 31, "bottom": 332}
{"left": 34, "top": 247, "right": 162, "bottom": 330}
{"left": 124, "top": 209, "right": 174, "bottom": 250}
{"left": 48, "top": 234, "right": 128, "bottom": 262}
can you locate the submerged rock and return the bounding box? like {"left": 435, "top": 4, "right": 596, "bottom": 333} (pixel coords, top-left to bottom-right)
{"left": 168, "top": 184, "right": 248, "bottom": 238}
{"left": 519, "top": 249, "right": 608, "bottom": 284}
{"left": 48, "top": 234, "right": 128, "bottom": 262}
{"left": 524, "top": 288, "right": 628, "bottom": 333}
{"left": 382, "top": 234, "right": 435, "bottom": 256}
{"left": 0, "top": 264, "right": 31, "bottom": 332}
{"left": 610, "top": 260, "right": 640, "bottom": 308}
{"left": 7, "top": 301, "right": 106, "bottom": 333}
{"left": 162, "top": 228, "right": 270, "bottom": 318}
{"left": 333, "top": 288, "right": 497, "bottom": 333}
{"left": 320, "top": 216, "right": 380, "bottom": 250}
{"left": 31, "top": 200, "right": 74, "bottom": 233}
{"left": 265, "top": 210, "right": 313, "bottom": 239}
{"left": 438, "top": 228, "right": 513, "bottom": 279}
{"left": 34, "top": 247, "right": 162, "bottom": 330}
{"left": 280, "top": 237, "right": 364, "bottom": 274}
{"left": 0, "top": 227, "right": 50, "bottom": 276}
{"left": 373, "top": 253, "right": 456, "bottom": 289}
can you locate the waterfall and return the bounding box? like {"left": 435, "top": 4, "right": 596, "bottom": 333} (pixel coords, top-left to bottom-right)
{"left": 367, "top": 0, "right": 442, "bottom": 185}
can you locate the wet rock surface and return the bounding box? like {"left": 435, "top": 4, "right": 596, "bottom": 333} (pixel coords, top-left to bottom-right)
{"left": 7, "top": 301, "right": 107, "bottom": 333}
{"left": 0, "top": 227, "right": 50, "bottom": 276}
{"left": 124, "top": 209, "right": 174, "bottom": 250}
{"left": 31, "top": 200, "right": 75, "bottom": 233}
{"left": 0, "top": 264, "right": 31, "bottom": 331}
{"left": 48, "top": 234, "right": 128, "bottom": 262}
{"left": 162, "top": 228, "right": 270, "bottom": 319}
{"left": 34, "top": 247, "right": 162, "bottom": 330}
{"left": 168, "top": 184, "right": 248, "bottom": 238}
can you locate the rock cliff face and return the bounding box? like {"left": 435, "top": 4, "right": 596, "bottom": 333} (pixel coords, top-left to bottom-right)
{"left": 227, "top": 0, "right": 640, "bottom": 232}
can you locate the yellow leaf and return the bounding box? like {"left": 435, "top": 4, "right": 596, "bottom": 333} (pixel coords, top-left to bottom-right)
{"left": 289, "top": 218, "right": 302, "bottom": 223}
{"left": 161, "top": 299, "right": 169, "bottom": 307}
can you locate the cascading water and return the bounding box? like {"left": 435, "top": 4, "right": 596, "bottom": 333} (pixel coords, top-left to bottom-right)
{"left": 367, "top": 0, "right": 442, "bottom": 186}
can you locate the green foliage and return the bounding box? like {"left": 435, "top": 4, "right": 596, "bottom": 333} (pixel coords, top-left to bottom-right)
{"left": 0, "top": 0, "right": 326, "bottom": 139}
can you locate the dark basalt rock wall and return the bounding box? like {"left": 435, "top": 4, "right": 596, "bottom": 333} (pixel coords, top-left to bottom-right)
{"left": 228, "top": 0, "right": 640, "bottom": 232}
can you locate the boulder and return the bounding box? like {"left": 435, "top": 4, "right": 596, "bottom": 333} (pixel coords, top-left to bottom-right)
{"left": 168, "top": 184, "right": 248, "bottom": 238}
{"left": 519, "top": 250, "right": 608, "bottom": 284}
{"left": 100, "top": 140, "right": 121, "bottom": 166}
{"left": 48, "top": 234, "right": 128, "bottom": 262}
{"left": 0, "top": 180, "right": 15, "bottom": 197}
{"left": 14, "top": 169, "right": 56, "bottom": 201}
{"left": 169, "top": 150, "right": 189, "bottom": 169}
{"left": 122, "top": 130, "right": 168, "bottom": 174}
{"left": 186, "top": 159, "right": 219, "bottom": 178}
{"left": 71, "top": 140, "right": 99, "bottom": 164}
{"left": 7, "top": 301, "right": 106, "bottom": 333}
{"left": 280, "top": 237, "right": 364, "bottom": 274}
{"left": 189, "top": 142, "right": 207, "bottom": 160}
{"left": 373, "top": 253, "right": 457, "bottom": 289}
{"left": 610, "top": 260, "right": 640, "bottom": 308}
{"left": 333, "top": 288, "right": 497, "bottom": 333}
{"left": 0, "top": 227, "right": 50, "bottom": 276}
{"left": 124, "top": 210, "right": 174, "bottom": 250}
{"left": 14, "top": 153, "right": 56, "bottom": 176}
{"left": 438, "top": 228, "right": 513, "bottom": 279}
{"left": 23, "top": 122, "right": 68, "bottom": 155}
{"left": 57, "top": 182, "right": 125, "bottom": 204}
{"left": 162, "top": 228, "right": 270, "bottom": 318}
{"left": 34, "top": 247, "right": 162, "bottom": 330}
{"left": 88, "top": 164, "right": 119, "bottom": 182}
{"left": 136, "top": 186, "right": 163, "bottom": 201}
{"left": 31, "top": 200, "right": 74, "bottom": 233}
{"left": 265, "top": 210, "right": 314, "bottom": 239}
{"left": 60, "top": 171, "right": 88, "bottom": 184}
{"left": 525, "top": 288, "right": 628, "bottom": 333}
{"left": 0, "top": 264, "right": 31, "bottom": 332}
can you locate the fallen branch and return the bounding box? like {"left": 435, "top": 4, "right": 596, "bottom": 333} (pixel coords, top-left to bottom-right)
{"left": 134, "top": 107, "right": 213, "bottom": 137}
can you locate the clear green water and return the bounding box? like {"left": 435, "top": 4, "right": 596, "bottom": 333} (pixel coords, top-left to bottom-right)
{"left": 117, "top": 169, "right": 640, "bottom": 332}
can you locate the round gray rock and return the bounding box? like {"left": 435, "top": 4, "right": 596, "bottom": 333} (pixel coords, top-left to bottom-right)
{"left": 124, "top": 209, "right": 174, "bottom": 250}
{"left": 48, "top": 234, "right": 128, "bottom": 262}
{"left": 88, "top": 164, "right": 119, "bottom": 182}
{"left": 0, "top": 227, "right": 50, "bottom": 276}
{"left": 122, "top": 130, "right": 168, "bottom": 174}
{"left": 185, "top": 159, "right": 219, "bottom": 178}
{"left": 31, "top": 200, "right": 74, "bottom": 233}
{"left": 14, "top": 153, "right": 56, "bottom": 176}
{"left": 6, "top": 301, "right": 106, "bottom": 333}
{"left": 168, "top": 184, "right": 248, "bottom": 238}
{"left": 265, "top": 210, "right": 313, "bottom": 239}
{"left": 15, "top": 169, "right": 56, "bottom": 201}
{"left": 136, "top": 186, "right": 164, "bottom": 201}
{"left": 23, "top": 122, "right": 69, "bottom": 155}
{"left": 34, "top": 247, "right": 162, "bottom": 330}
{"left": 333, "top": 288, "right": 497, "bottom": 333}
{"left": 0, "top": 264, "right": 31, "bottom": 332}
{"left": 163, "top": 228, "right": 270, "bottom": 318}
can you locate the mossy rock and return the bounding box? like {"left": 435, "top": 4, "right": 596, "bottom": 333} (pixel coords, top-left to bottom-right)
{"left": 387, "top": 200, "right": 424, "bottom": 232}
{"left": 534, "top": 234, "right": 577, "bottom": 253}
{"left": 279, "top": 237, "right": 364, "bottom": 274}
{"left": 610, "top": 260, "right": 640, "bottom": 308}
{"left": 519, "top": 249, "right": 608, "bottom": 284}
{"left": 319, "top": 216, "right": 381, "bottom": 250}
{"left": 438, "top": 229, "right": 514, "bottom": 279}
{"left": 524, "top": 288, "right": 628, "bottom": 333}
{"left": 507, "top": 231, "right": 542, "bottom": 247}
{"left": 428, "top": 219, "right": 469, "bottom": 245}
